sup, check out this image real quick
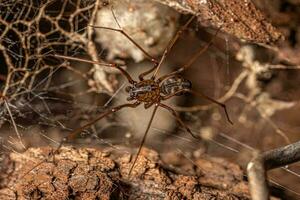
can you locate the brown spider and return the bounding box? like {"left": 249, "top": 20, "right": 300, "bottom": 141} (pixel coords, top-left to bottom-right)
{"left": 54, "top": 14, "right": 232, "bottom": 175}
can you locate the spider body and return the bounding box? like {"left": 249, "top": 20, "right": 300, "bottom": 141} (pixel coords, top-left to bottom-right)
{"left": 161, "top": 76, "right": 192, "bottom": 96}
{"left": 53, "top": 14, "right": 232, "bottom": 175}
{"left": 125, "top": 76, "right": 192, "bottom": 108}
{"left": 125, "top": 79, "right": 160, "bottom": 104}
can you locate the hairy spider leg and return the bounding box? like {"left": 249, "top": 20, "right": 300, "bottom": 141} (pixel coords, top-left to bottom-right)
{"left": 61, "top": 102, "right": 140, "bottom": 148}
{"left": 158, "top": 26, "right": 222, "bottom": 82}
{"left": 162, "top": 88, "right": 232, "bottom": 124}
{"left": 159, "top": 103, "right": 200, "bottom": 139}
{"left": 53, "top": 54, "right": 145, "bottom": 145}
{"left": 53, "top": 54, "right": 136, "bottom": 84}
{"left": 189, "top": 90, "right": 233, "bottom": 124}
{"left": 89, "top": 8, "right": 161, "bottom": 81}
{"left": 129, "top": 104, "right": 159, "bottom": 175}
{"left": 138, "top": 64, "right": 158, "bottom": 81}
{"left": 152, "top": 16, "right": 196, "bottom": 79}
{"left": 89, "top": 8, "right": 158, "bottom": 65}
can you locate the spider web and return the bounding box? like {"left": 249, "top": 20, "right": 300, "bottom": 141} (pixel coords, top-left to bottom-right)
{"left": 0, "top": 0, "right": 300, "bottom": 199}
{"left": 0, "top": 0, "right": 117, "bottom": 149}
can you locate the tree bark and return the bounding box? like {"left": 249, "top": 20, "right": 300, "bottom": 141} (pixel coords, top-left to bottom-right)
{"left": 0, "top": 146, "right": 259, "bottom": 200}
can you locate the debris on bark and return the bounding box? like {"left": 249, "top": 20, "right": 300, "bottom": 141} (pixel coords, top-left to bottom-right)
{"left": 0, "top": 146, "right": 255, "bottom": 200}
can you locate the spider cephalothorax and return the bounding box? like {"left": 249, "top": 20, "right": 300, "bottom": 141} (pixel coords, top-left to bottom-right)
{"left": 125, "top": 79, "right": 160, "bottom": 104}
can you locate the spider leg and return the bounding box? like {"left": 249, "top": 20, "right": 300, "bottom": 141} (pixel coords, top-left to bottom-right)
{"left": 152, "top": 16, "right": 196, "bottom": 79}
{"left": 53, "top": 54, "right": 136, "bottom": 84}
{"left": 159, "top": 103, "right": 200, "bottom": 139}
{"left": 161, "top": 89, "right": 189, "bottom": 100}
{"left": 157, "top": 26, "right": 222, "bottom": 83}
{"left": 89, "top": 9, "right": 158, "bottom": 65}
{"left": 19, "top": 102, "right": 141, "bottom": 181}
{"left": 138, "top": 63, "right": 158, "bottom": 81}
{"left": 162, "top": 89, "right": 232, "bottom": 124}
{"left": 188, "top": 90, "right": 233, "bottom": 124}
{"left": 144, "top": 102, "right": 154, "bottom": 109}
{"left": 57, "top": 102, "right": 141, "bottom": 152}
{"left": 129, "top": 104, "right": 159, "bottom": 175}
{"left": 53, "top": 102, "right": 140, "bottom": 155}
{"left": 89, "top": 26, "right": 158, "bottom": 64}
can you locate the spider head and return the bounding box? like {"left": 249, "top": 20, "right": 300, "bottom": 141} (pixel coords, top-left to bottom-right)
{"left": 125, "top": 85, "right": 136, "bottom": 100}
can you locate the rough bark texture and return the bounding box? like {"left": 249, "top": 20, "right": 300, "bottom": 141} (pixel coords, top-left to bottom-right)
{"left": 154, "top": 0, "right": 283, "bottom": 44}
{"left": 0, "top": 146, "right": 255, "bottom": 200}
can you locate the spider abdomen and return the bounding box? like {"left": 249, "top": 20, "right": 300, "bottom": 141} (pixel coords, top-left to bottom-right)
{"left": 161, "top": 77, "right": 192, "bottom": 96}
